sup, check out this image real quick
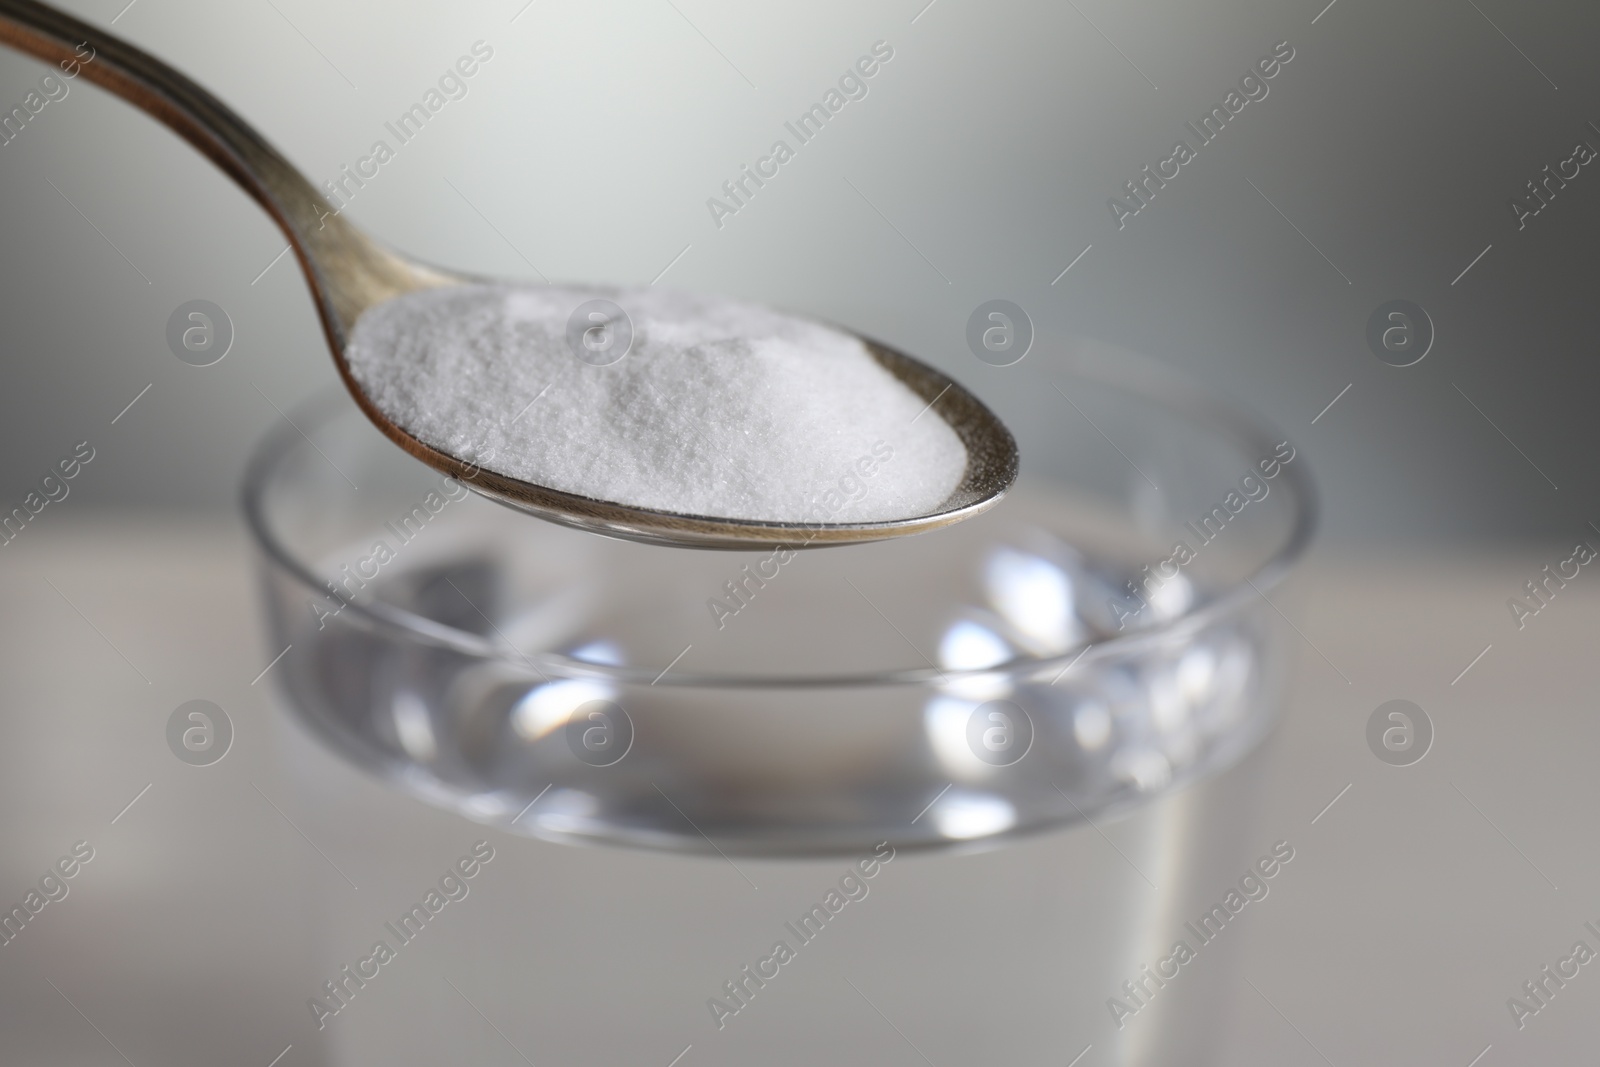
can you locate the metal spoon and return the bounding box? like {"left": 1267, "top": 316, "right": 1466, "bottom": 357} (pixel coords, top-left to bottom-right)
{"left": 0, "top": 0, "right": 1018, "bottom": 549}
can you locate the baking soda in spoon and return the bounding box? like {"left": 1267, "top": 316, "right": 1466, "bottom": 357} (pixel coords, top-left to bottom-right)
{"left": 346, "top": 284, "right": 969, "bottom": 523}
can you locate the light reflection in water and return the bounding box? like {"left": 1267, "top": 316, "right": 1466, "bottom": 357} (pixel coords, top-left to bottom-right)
{"left": 919, "top": 539, "right": 1237, "bottom": 818}
{"left": 570, "top": 640, "right": 623, "bottom": 666}
{"left": 1073, "top": 700, "right": 1112, "bottom": 750}
{"left": 392, "top": 689, "right": 438, "bottom": 763}
{"left": 512, "top": 678, "right": 615, "bottom": 742}
{"left": 983, "top": 547, "right": 1080, "bottom": 654}
{"left": 931, "top": 791, "right": 1017, "bottom": 839}
{"left": 938, "top": 618, "right": 1014, "bottom": 671}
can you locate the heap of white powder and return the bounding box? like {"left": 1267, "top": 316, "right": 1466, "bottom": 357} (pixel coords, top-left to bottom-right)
{"left": 346, "top": 284, "right": 969, "bottom": 523}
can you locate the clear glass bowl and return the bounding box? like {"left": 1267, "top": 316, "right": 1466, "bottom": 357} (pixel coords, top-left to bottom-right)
{"left": 244, "top": 357, "right": 1313, "bottom": 856}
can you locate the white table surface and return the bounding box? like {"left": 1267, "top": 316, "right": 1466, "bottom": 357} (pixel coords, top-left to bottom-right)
{"left": 1, "top": 513, "right": 1593, "bottom": 1066}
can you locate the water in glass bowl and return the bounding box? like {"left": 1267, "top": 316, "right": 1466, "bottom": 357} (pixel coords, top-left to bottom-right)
{"left": 251, "top": 397, "right": 1302, "bottom": 854}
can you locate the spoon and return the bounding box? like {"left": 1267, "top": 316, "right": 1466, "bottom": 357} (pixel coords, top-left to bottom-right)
{"left": 0, "top": 0, "right": 1018, "bottom": 549}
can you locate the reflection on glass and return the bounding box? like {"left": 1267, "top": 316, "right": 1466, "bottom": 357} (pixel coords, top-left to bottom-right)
{"left": 512, "top": 679, "right": 615, "bottom": 743}
{"left": 931, "top": 791, "right": 1017, "bottom": 839}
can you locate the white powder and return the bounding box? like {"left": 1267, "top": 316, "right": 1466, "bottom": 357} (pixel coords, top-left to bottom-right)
{"left": 346, "top": 284, "right": 968, "bottom": 523}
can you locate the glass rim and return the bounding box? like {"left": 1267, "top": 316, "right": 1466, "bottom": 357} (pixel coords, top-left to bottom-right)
{"left": 241, "top": 356, "right": 1316, "bottom": 690}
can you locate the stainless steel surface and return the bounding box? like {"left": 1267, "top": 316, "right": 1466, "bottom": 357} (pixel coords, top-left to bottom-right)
{"left": 0, "top": 0, "right": 1020, "bottom": 550}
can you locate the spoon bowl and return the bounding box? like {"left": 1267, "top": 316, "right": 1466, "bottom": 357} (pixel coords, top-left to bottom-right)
{"left": 0, "top": 0, "right": 1017, "bottom": 548}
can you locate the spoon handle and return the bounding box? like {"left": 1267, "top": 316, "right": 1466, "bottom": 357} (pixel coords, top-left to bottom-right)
{"left": 0, "top": 0, "right": 445, "bottom": 342}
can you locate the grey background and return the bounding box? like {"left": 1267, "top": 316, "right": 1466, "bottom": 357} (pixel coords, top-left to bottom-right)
{"left": 1, "top": 0, "right": 1596, "bottom": 544}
